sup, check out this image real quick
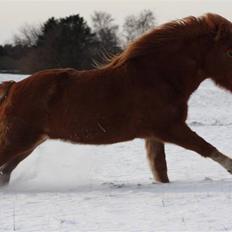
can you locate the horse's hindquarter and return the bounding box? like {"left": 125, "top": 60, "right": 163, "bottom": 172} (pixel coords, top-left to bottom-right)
{"left": 46, "top": 69, "right": 137, "bottom": 144}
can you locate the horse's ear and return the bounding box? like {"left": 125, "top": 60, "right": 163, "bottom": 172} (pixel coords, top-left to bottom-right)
{"left": 214, "top": 23, "right": 228, "bottom": 41}
{"left": 203, "top": 13, "right": 230, "bottom": 42}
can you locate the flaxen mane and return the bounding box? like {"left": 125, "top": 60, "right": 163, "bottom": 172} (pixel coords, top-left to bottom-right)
{"left": 102, "top": 13, "right": 231, "bottom": 69}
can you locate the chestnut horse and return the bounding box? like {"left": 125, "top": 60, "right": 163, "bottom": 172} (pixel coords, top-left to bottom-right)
{"left": 1, "top": 13, "right": 232, "bottom": 186}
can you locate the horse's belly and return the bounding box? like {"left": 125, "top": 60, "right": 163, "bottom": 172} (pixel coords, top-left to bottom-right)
{"left": 69, "top": 133, "right": 135, "bottom": 145}
{"left": 57, "top": 131, "right": 135, "bottom": 145}
{"left": 48, "top": 121, "right": 137, "bottom": 145}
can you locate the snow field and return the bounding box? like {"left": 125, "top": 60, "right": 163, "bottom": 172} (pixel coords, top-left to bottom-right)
{"left": 0, "top": 74, "right": 232, "bottom": 231}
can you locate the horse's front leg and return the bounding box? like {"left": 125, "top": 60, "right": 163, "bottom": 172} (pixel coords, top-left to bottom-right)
{"left": 145, "top": 139, "right": 169, "bottom": 183}
{"left": 160, "top": 123, "right": 232, "bottom": 174}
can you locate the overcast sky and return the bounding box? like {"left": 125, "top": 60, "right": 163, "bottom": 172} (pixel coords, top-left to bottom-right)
{"left": 0, "top": 0, "right": 232, "bottom": 44}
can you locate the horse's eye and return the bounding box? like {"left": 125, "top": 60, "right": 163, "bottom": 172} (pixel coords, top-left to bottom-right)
{"left": 227, "top": 50, "right": 232, "bottom": 57}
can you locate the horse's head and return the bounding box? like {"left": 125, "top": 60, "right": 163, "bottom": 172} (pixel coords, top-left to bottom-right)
{"left": 101, "top": 12, "right": 232, "bottom": 94}
{"left": 203, "top": 14, "right": 232, "bottom": 91}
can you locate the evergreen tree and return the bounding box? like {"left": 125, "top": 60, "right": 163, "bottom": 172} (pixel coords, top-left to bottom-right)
{"left": 34, "top": 15, "right": 98, "bottom": 70}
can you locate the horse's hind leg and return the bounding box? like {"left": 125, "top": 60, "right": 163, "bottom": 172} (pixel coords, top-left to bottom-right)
{"left": 145, "top": 138, "right": 169, "bottom": 183}
{"left": 0, "top": 138, "right": 44, "bottom": 186}
{"left": 0, "top": 150, "right": 33, "bottom": 185}
{"left": 0, "top": 121, "right": 46, "bottom": 186}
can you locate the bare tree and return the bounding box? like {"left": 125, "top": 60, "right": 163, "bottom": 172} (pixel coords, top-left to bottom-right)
{"left": 91, "top": 11, "right": 121, "bottom": 58}
{"left": 123, "top": 9, "right": 155, "bottom": 44}
{"left": 92, "top": 11, "right": 118, "bottom": 36}
{"left": 13, "top": 23, "right": 41, "bottom": 47}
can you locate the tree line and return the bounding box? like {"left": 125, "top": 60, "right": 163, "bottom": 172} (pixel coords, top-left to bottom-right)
{"left": 0, "top": 10, "right": 155, "bottom": 74}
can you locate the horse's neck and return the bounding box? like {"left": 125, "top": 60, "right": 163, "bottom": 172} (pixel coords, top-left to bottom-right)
{"left": 180, "top": 69, "right": 206, "bottom": 101}
{"left": 184, "top": 38, "right": 211, "bottom": 95}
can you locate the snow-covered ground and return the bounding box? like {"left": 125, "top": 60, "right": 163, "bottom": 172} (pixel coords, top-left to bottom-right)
{"left": 0, "top": 73, "right": 232, "bottom": 231}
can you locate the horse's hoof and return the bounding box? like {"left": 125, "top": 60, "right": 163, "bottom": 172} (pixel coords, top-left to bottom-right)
{"left": 0, "top": 174, "right": 10, "bottom": 186}
{"left": 213, "top": 153, "right": 232, "bottom": 175}
{"left": 225, "top": 160, "right": 232, "bottom": 174}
